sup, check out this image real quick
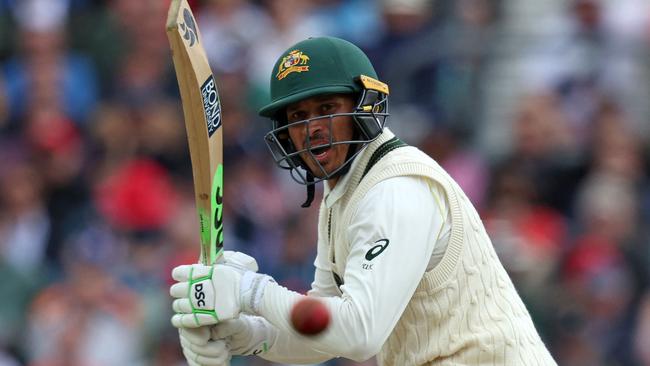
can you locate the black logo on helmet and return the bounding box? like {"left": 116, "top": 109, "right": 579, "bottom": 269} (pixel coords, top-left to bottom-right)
{"left": 365, "top": 239, "right": 389, "bottom": 261}
{"left": 180, "top": 8, "right": 198, "bottom": 47}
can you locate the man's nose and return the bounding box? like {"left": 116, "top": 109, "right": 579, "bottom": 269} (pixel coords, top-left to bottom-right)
{"left": 305, "top": 118, "right": 327, "bottom": 138}
{"left": 305, "top": 113, "right": 328, "bottom": 132}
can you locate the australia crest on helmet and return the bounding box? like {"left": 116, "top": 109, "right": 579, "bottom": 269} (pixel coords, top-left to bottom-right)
{"left": 276, "top": 50, "right": 310, "bottom": 80}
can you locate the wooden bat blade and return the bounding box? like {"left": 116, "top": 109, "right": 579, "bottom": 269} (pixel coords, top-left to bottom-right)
{"left": 166, "top": 0, "right": 224, "bottom": 265}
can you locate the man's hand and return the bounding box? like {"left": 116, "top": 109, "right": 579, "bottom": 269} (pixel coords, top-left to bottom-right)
{"left": 211, "top": 314, "right": 276, "bottom": 356}
{"left": 169, "top": 252, "right": 275, "bottom": 328}
{"left": 179, "top": 327, "right": 230, "bottom": 366}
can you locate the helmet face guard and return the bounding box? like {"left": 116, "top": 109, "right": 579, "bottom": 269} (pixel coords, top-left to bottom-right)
{"left": 264, "top": 85, "right": 389, "bottom": 185}
{"left": 258, "top": 37, "right": 390, "bottom": 188}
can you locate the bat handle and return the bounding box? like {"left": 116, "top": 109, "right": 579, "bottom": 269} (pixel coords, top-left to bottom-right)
{"left": 215, "top": 252, "right": 230, "bottom": 366}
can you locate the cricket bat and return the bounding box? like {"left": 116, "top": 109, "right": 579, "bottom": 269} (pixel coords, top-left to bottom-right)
{"left": 166, "top": 0, "right": 224, "bottom": 267}
{"left": 167, "top": 2, "right": 230, "bottom": 363}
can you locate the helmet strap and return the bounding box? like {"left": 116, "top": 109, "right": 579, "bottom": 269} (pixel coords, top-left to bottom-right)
{"left": 301, "top": 171, "right": 315, "bottom": 208}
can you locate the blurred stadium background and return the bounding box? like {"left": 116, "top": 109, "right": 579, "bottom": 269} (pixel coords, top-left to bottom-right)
{"left": 0, "top": 0, "right": 649, "bottom": 365}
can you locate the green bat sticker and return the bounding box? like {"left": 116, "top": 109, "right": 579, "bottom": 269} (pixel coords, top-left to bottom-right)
{"left": 211, "top": 163, "right": 224, "bottom": 264}
{"left": 197, "top": 163, "right": 224, "bottom": 265}
{"left": 199, "top": 207, "right": 210, "bottom": 258}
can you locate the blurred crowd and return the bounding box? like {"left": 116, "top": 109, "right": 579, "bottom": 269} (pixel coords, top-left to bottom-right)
{"left": 0, "top": 0, "right": 649, "bottom": 365}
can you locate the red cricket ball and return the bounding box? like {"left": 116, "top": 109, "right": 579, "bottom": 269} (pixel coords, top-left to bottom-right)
{"left": 290, "top": 297, "right": 330, "bottom": 336}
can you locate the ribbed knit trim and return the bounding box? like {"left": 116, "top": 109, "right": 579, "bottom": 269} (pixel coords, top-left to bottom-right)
{"left": 361, "top": 137, "right": 407, "bottom": 180}
{"left": 348, "top": 130, "right": 396, "bottom": 190}
{"left": 343, "top": 153, "right": 465, "bottom": 291}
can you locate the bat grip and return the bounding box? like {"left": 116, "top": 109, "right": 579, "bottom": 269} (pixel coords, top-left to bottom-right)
{"left": 215, "top": 252, "right": 230, "bottom": 366}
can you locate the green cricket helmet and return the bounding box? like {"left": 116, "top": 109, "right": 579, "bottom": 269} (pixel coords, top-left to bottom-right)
{"left": 259, "top": 36, "right": 389, "bottom": 206}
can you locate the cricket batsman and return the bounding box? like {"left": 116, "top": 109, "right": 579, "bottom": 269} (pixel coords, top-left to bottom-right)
{"left": 169, "top": 36, "right": 557, "bottom": 365}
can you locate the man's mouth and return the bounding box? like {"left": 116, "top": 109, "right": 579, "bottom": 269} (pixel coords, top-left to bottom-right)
{"left": 310, "top": 145, "right": 331, "bottom": 163}
{"left": 306, "top": 131, "right": 331, "bottom": 162}
{"left": 311, "top": 145, "right": 329, "bottom": 155}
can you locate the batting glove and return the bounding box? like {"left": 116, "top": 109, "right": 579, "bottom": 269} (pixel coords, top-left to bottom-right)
{"left": 177, "top": 252, "right": 259, "bottom": 365}
{"left": 170, "top": 251, "right": 274, "bottom": 328}
{"left": 180, "top": 327, "right": 231, "bottom": 366}
{"left": 211, "top": 314, "right": 276, "bottom": 356}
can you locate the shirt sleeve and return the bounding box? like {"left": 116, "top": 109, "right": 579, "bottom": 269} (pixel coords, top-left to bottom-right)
{"left": 258, "top": 176, "right": 448, "bottom": 363}
{"left": 307, "top": 234, "right": 341, "bottom": 298}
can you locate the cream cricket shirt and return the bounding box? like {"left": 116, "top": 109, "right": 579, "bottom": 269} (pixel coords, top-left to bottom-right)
{"left": 259, "top": 129, "right": 556, "bottom": 365}
{"left": 258, "top": 130, "right": 452, "bottom": 363}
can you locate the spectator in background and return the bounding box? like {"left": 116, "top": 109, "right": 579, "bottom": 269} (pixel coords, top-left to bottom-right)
{"left": 127, "top": 98, "right": 193, "bottom": 177}
{"left": 364, "top": 0, "right": 499, "bottom": 148}
{"left": 308, "top": 0, "right": 382, "bottom": 47}
{"left": 1, "top": 0, "right": 98, "bottom": 126}
{"left": 88, "top": 103, "right": 139, "bottom": 167}
{"left": 573, "top": 175, "right": 639, "bottom": 261}
{"left": 93, "top": 158, "right": 179, "bottom": 234}
{"left": 526, "top": 0, "right": 650, "bottom": 141}
{"left": 549, "top": 97, "right": 648, "bottom": 365}
{"left": 484, "top": 160, "right": 569, "bottom": 283}
{"left": 554, "top": 222, "right": 641, "bottom": 365}
{"left": 198, "top": 0, "right": 270, "bottom": 77}
{"left": 221, "top": 153, "right": 293, "bottom": 271}
{"left": 6, "top": 2, "right": 94, "bottom": 263}
{"left": 25, "top": 226, "right": 145, "bottom": 366}
{"left": 23, "top": 94, "right": 88, "bottom": 268}
{"left": 86, "top": 101, "right": 183, "bottom": 177}
{"left": 587, "top": 99, "right": 646, "bottom": 185}
{"left": 578, "top": 98, "right": 649, "bottom": 264}
{"left": 273, "top": 211, "right": 319, "bottom": 294}
{"left": 482, "top": 158, "right": 569, "bottom": 340}
{"left": 111, "top": 0, "right": 171, "bottom": 105}
{"left": 498, "top": 92, "right": 585, "bottom": 215}
{"left": 0, "top": 149, "right": 51, "bottom": 360}
{"left": 364, "top": 0, "right": 438, "bottom": 143}
{"left": 428, "top": 0, "right": 498, "bottom": 136}
{"left": 0, "top": 153, "right": 50, "bottom": 275}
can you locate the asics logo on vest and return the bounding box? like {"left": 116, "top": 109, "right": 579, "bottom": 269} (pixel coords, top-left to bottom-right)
{"left": 365, "top": 239, "right": 390, "bottom": 261}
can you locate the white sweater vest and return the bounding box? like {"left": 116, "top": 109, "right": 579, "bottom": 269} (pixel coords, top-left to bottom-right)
{"left": 318, "top": 132, "right": 557, "bottom": 366}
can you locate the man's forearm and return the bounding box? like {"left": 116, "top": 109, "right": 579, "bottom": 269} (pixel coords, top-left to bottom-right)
{"left": 259, "top": 323, "right": 334, "bottom": 364}
{"left": 258, "top": 281, "right": 383, "bottom": 363}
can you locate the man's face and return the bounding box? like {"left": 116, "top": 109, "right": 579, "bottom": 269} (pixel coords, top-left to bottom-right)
{"left": 285, "top": 94, "right": 356, "bottom": 182}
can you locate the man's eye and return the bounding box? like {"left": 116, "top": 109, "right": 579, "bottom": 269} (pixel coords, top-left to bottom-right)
{"left": 289, "top": 112, "right": 304, "bottom": 121}
{"left": 321, "top": 104, "right": 335, "bottom": 113}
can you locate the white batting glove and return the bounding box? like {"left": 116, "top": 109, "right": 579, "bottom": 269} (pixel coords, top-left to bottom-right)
{"left": 211, "top": 314, "right": 277, "bottom": 356}
{"left": 176, "top": 252, "right": 260, "bottom": 365}
{"left": 222, "top": 251, "right": 259, "bottom": 272}
{"left": 180, "top": 327, "right": 231, "bottom": 366}
{"left": 170, "top": 251, "right": 275, "bottom": 328}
